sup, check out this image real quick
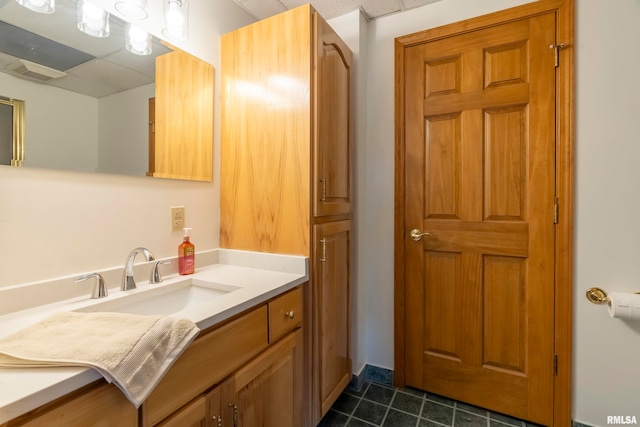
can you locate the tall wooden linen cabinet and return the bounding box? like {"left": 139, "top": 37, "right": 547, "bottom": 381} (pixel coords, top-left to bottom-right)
{"left": 220, "top": 4, "right": 353, "bottom": 426}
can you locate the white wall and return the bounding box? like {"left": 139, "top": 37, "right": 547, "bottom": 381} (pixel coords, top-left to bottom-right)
{"left": 0, "top": 72, "right": 98, "bottom": 171}
{"left": 98, "top": 83, "right": 155, "bottom": 176}
{"left": 573, "top": 0, "right": 640, "bottom": 425}
{"left": 0, "top": 0, "right": 255, "bottom": 288}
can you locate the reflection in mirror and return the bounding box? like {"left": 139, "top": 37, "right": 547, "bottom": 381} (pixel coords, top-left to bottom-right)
{"left": 0, "top": 97, "right": 25, "bottom": 166}
{"left": 0, "top": 0, "right": 213, "bottom": 181}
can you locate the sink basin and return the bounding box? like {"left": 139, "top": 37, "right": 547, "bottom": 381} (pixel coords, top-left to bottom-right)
{"left": 76, "top": 279, "right": 240, "bottom": 316}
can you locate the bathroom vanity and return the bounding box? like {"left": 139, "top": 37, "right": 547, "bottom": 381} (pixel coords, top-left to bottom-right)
{"left": 0, "top": 250, "right": 307, "bottom": 427}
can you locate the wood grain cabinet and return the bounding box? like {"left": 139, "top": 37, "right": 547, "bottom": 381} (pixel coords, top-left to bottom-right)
{"left": 221, "top": 330, "right": 303, "bottom": 427}
{"left": 144, "top": 287, "right": 303, "bottom": 427}
{"left": 220, "top": 5, "right": 353, "bottom": 425}
{"left": 3, "top": 288, "right": 303, "bottom": 427}
{"left": 1, "top": 382, "right": 137, "bottom": 427}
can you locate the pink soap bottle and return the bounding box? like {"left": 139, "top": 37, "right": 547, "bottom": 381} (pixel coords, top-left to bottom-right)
{"left": 178, "top": 227, "right": 195, "bottom": 275}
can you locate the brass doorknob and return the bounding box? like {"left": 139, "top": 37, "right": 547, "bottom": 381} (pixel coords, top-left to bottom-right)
{"left": 285, "top": 311, "right": 295, "bottom": 319}
{"left": 410, "top": 229, "right": 431, "bottom": 242}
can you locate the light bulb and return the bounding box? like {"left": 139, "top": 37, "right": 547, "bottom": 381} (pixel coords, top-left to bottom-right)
{"left": 16, "top": 0, "right": 54, "bottom": 14}
{"left": 162, "top": 0, "right": 188, "bottom": 40}
{"left": 77, "top": 0, "right": 109, "bottom": 37}
{"left": 166, "top": 2, "right": 183, "bottom": 26}
{"left": 126, "top": 25, "right": 151, "bottom": 55}
{"left": 82, "top": 2, "right": 106, "bottom": 31}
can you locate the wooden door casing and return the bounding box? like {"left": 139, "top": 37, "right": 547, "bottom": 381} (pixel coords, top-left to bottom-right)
{"left": 395, "top": 1, "right": 575, "bottom": 425}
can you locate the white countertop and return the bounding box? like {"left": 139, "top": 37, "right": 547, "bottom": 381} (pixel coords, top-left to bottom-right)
{"left": 0, "top": 249, "right": 308, "bottom": 424}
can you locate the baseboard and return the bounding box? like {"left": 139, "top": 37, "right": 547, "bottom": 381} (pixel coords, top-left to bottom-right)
{"left": 349, "top": 364, "right": 394, "bottom": 391}
{"left": 574, "top": 422, "right": 598, "bottom": 427}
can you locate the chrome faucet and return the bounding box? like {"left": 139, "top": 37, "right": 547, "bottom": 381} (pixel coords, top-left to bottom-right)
{"left": 122, "top": 247, "right": 156, "bottom": 291}
{"left": 75, "top": 273, "right": 108, "bottom": 299}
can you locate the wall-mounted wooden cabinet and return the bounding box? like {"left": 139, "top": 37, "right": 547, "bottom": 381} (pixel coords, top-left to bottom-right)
{"left": 220, "top": 5, "right": 353, "bottom": 425}
{"left": 152, "top": 48, "right": 214, "bottom": 182}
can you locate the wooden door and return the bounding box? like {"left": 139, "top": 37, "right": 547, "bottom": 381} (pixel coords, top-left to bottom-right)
{"left": 313, "top": 15, "right": 353, "bottom": 218}
{"left": 147, "top": 97, "right": 155, "bottom": 177}
{"left": 402, "top": 13, "right": 556, "bottom": 425}
{"left": 313, "top": 220, "right": 352, "bottom": 418}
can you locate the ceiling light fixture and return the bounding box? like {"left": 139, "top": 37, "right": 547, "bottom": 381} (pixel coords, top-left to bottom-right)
{"left": 15, "top": 0, "right": 55, "bottom": 14}
{"left": 162, "top": 0, "right": 188, "bottom": 41}
{"left": 77, "top": 0, "right": 110, "bottom": 38}
{"left": 114, "top": 0, "right": 148, "bottom": 20}
{"left": 125, "top": 23, "right": 152, "bottom": 56}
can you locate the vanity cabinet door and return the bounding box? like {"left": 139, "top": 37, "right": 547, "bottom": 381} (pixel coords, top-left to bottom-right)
{"left": 156, "top": 387, "right": 222, "bottom": 427}
{"left": 222, "top": 330, "right": 303, "bottom": 427}
{"left": 314, "top": 220, "right": 352, "bottom": 418}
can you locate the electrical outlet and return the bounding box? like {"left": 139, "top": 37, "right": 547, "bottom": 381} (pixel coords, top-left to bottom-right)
{"left": 171, "top": 206, "right": 185, "bottom": 231}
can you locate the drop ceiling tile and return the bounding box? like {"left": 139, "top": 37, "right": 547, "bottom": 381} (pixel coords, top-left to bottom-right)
{"left": 360, "top": 0, "right": 404, "bottom": 18}
{"left": 402, "top": 0, "right": 443, "bottom": 10}
{"left": 236, "top": 0, "right": 288, "bottom": 20}
{"left": 280, "top": 0, "right": 363, "bottom": 20}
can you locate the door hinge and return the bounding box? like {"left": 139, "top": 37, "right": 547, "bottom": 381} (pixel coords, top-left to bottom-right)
{"left": 553, "top": 198, "right": 559, "bottom": 224}
{"left": 553, "top": 354, "right": 558, "bottom": 376}
{"left": 550, "top": 43, "right": 566, "bottom": 68}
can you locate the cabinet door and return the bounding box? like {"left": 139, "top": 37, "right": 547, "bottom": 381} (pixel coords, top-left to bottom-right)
{"left": 314, "top": 220, "right": 352, "bottom": 417}
{"left": 154, "top": 48, "right": 214, "bottom": 181}
{"left": 222, "top": 331, "right": 303, "bottom": 427}
{"left": 156, "top": 387, "right": 222, "bottom": 427}
{"left": 313, "top": 15, "right": 353, "bottom": 217}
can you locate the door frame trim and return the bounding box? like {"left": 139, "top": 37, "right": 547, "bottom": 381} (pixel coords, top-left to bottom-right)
{"left": 393, "top": 1, "right": 574, "bottom": 425}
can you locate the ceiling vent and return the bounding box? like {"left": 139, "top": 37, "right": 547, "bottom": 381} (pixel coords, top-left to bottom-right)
{"left": 6, "top": 59, "right": 67, "bottom": 81}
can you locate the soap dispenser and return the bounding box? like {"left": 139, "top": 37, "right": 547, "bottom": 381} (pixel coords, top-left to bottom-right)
{"left": 178, "top": 227, "right": 195, "bottom": 275}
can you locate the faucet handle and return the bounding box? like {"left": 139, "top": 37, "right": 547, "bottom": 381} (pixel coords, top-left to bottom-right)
{"left": 150, "top": 260, "right": 171, "bottom": 284}
{"left": 75, "top": 273, "right": 108, "bottom": 299}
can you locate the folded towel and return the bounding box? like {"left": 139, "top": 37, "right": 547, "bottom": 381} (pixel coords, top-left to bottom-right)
{"left": 0, "top": 311, "right": 199, "bottom": 407}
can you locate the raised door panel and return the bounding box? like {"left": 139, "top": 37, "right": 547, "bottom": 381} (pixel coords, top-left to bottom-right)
{"left": 222, "top": 331, "right": 303, "bottom": 427}
{"left": 313, "top": 15, "right": 353, "bottom": 218}
{"left": 156, "top": 386, "right": 222, "bottom": 427}
{"left": 313, "top": 220, "right": 352, "bottom": 419}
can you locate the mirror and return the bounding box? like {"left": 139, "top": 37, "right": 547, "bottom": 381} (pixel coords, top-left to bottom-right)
{"left": 0, "top": 0, "right": 213, "bottom": 181}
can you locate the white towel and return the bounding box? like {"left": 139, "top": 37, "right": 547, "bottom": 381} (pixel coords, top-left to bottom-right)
{"left": 0, "top": 311, "right": 199, "bottom": 407}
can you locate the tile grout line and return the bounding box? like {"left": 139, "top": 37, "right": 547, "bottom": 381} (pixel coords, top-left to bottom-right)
{"left": 416, "top": 392, "right": 426, "bottom": 427}
{"left": 379, "top": 388, "right": 396, "bottom": 426}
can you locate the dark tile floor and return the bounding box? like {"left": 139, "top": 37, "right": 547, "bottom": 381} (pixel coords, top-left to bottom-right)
{"left": 319, "top": 382, "right": 545, "bottom": 427}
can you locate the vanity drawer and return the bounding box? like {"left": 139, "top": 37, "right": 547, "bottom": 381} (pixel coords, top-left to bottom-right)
{"left": 268, "top": 287, "right": 303, "bottom": 343}
{"left": 142, "top": 305, "right": 268, "bottom": 427}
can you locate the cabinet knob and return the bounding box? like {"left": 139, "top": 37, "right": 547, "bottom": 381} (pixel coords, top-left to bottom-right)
{"left": 285, "top": 310, "right": 295, "bottom": 319}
